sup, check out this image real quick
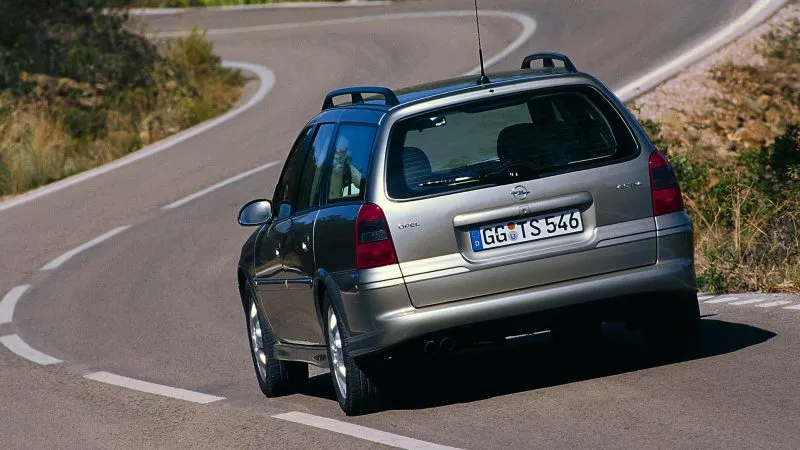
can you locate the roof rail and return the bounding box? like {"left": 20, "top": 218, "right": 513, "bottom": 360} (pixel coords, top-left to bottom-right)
{"left": 321, "top": 86, "right": 400, "bottom": 111}
{"left": 520, "top": 52, "right": 577, "bottom": 73}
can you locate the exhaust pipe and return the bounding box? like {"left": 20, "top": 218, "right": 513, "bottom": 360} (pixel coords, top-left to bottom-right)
{"left": 440, "top": 337, "right": 456, "bottom": 352}
{"left": 423, "top": 340, "right": 438, "bottom": 353}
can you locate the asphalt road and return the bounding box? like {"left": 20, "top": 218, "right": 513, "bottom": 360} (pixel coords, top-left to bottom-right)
{"left": 2, "top": 1, "right": 798, "bottom": 448}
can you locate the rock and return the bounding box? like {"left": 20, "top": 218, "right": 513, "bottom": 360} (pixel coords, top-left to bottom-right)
{"left": 765, "top": 108, "right": 783, "bottom": 125}
{"left": 757, "top": 94, "right": 772, "bottom": 109}
{"left": 741, "top": 95, "right": 763, "bottom": 115}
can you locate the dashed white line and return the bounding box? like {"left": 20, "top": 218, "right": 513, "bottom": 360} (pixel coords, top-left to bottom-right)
{"left": 273, "top": 411, "right": 462, "bottom": 450}
{"left": 755, "top": 300, "right": 793, "bottom": 308}
{"left": 162, "top": 161, "right": 280, "bottom": 210}
{"left": 704, "top": 297, "right": 740, "bottom": 304}
{"left": 729, "top": 299, "right": 765, "bottom": 306}
{"left": 40, "top": 226, "right": 131, "bottom": 271}
{"left": 0, "top": 334, "right": 62, "bottom": 365}
{"left": 0, "top": 285, "right": 29, "bottom": 325}
{"left": 84, "top": 371, "right": 225, "bottom": 404}
{"left": 783, "top": 304, "right": 800, "bottom": 310}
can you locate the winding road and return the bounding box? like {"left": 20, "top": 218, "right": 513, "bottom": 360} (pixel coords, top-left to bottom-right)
{"left": 2, "top": 1, "right": 799, "bottom": 447}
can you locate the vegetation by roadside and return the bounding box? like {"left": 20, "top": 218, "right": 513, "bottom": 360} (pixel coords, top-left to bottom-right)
{"left": 631, "top": 6, "right": 800, "bottom": 293}
{"left": 133, "top": 0, "right": 347, "bottom": 7}
{"left": 0, "top": 1, "right": 244, "bottom": 197}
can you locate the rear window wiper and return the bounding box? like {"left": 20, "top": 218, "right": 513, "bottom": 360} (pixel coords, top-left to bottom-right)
{"left": 417, "top": 176, "right": 480, "bottom": 187}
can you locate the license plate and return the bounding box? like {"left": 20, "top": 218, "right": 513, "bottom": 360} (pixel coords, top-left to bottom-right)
{"left": 469, "top": 209, "right": 583, "bottom": 252}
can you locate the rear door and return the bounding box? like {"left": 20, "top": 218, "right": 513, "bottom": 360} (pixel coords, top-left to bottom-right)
{"left": 255, "top": 123, "right": 335, "bottom": 344}
{"left": 383, "top": 86, "right": 656, "bottom": 308}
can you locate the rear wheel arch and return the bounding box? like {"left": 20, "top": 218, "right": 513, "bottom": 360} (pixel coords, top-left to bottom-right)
{"left": 314, "top": 271, "right": 347, "bottom": 333}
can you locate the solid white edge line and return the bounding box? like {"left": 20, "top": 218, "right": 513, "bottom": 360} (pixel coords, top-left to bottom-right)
{"left": 463, "top": 11, "right": 537, "bottom": 76}
{"left": 162, "top": 161, "right": 280, "bottom": 210}
{"left": 147, "top": 10, "right": 535, "bottom": 39}
{"left": 273, "top": 411, "right": 462, "bottom": 450}
{"left": 703, "top": 297, "right": 740, "bottom": 304}
{"left": 0, "top": 62, "right": 275, "bottom": 215}
{"left": 729, "top": 298, "right": 765, "bottom": 305}
{"left": 0, "top": 285, "right": 30, "bottom": 325}
{"left": 615, "top": 0, "right": 787, "bottom": 101}
{"left": 0, "top": 334, "right": 62, "bottom": 365}
{"left": 127, "top": 0, "right": 391, "bottom": 16}
{"left": 783, "top": 304, "right": 800, "bottom": 310}
{"left": 755, "top": 300, "right": 793, "bottom": 308}
{"left": 85, "top": 371, "right": 225, "bottom": 404}
{"left": 40, "top": 226, "right": 131, "bottom": 271}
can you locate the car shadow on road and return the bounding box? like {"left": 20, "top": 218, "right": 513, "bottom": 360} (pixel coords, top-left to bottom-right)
{"left": 302, "top": 317, "right": 776, "bottom": 410}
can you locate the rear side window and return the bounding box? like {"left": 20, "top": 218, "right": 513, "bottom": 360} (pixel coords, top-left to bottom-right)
{"left": 326, "top": 124, "right": 377, "bottom": 203}
{"left": 385, "top": 87, "right": 637, "bottom": 200}
{"left": 296, "top": 123, "right": 336, "bottom": 211}
{"left": 273, "top": 126, "right": 313, "bottom": 220}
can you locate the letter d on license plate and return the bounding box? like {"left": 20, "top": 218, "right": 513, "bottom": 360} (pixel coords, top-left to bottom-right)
{"left": 470, "top": 209, "right": 583, "bottom": 251}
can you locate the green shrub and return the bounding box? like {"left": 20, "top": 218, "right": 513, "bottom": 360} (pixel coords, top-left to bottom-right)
{"left": 642, "top": 119, "right": 800, "bottom": 293}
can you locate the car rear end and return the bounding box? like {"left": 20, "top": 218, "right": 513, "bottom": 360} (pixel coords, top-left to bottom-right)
{"left": 344, "top": 74, "right": 696, "bottom": 356}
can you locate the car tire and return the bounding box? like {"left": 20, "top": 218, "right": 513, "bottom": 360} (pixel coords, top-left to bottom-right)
{"left": 244, "top": 286, "right": 308, "bottom": 397}
{"left": 322, "top": 293, "right": 381, "bottom": 416}
{"left": 641, "top": 292, "right": 702, "bottom": 354}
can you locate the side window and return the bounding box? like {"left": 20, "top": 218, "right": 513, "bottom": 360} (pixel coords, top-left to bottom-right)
{"left": 326, "top": 124, "right": 377, "bottom": 203}
{"left": 296, "top": 123, "right": 336, "bottom": 211}
{"left": 273, "top": 126, "right": 313, "bottom": 220}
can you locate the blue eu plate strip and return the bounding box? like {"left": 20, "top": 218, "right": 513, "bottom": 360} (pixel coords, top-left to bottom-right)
{"left": 470, "top": 229, "right": 484, "bottom": 251}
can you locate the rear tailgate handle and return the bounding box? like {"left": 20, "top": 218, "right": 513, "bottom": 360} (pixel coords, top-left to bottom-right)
{"left": 453, "top": 191, "right": 593, "bottom": 228}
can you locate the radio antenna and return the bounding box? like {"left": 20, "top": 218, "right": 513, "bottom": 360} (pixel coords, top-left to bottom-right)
{"left": 473, "top": 0, "right": 490, "bottom": 84}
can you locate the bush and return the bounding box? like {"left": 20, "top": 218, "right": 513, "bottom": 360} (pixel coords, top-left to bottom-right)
{"left": 0, "top": 0, "right": 245, "bottom": 196}
{"left": 643, "top": 120, "right": 800, "bottom": 293}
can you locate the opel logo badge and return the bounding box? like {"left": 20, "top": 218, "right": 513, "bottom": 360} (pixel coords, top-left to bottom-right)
{"left": 510, "top": 185, "right": 530, "bottom": 201}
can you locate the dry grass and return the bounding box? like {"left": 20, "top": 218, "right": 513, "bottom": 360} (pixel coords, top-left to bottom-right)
{"left": 0, "top": 30, "right": 244, "bottom": 196}
{"left": 632, "top": 8, "right": 800, "bottom": 294}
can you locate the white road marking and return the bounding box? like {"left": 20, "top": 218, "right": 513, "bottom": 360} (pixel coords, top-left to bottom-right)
{"left": 704, "top": 297, "right": 740, "bottom": 304}
{"left": 0, "top": 0, "right": 778, "bottom": 213}
{"left": 149, "top": 10, "right": 538, "bottom": 62}
{"left": 783, "top": 304, "right": 800, "bottom": 310}
{"left": 84, "top": 371, "right": 225, "bottom": 404}
{"left": 40, "top": 226, "right": 131, "bottom": 271}
{"left": 0, "top": 62, "right": 275, "bottom": 214}
{"left": 162, "top": 161, "right": 280, "bottom": 210}
{"left": 615, "top": 0, "right": 786, "bottom": 100}
{"left": 127, "top": 0, "right": 390, "bottom": 16}
{"left": 755, "top": 300, "right": 793, "bottom": 308}
{"left": 0, "top": 285, "right": 29, "bottom": 325}
{"left": 729, "top": 299, "right": 765, "bottom": 305}
{"left": 0, "top": 334, "right": 62, "bottom": 365}
{"left": 273, "top": 411, "right": 462, "bottom": 450}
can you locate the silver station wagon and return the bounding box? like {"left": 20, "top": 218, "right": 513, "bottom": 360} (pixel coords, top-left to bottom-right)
{"left": 236, "top": 52, "right": 700, "bottom": 415}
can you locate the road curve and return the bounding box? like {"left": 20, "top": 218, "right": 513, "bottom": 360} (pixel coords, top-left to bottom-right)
{"left": 3, "top": 1, "right": 799, "bottom": 448}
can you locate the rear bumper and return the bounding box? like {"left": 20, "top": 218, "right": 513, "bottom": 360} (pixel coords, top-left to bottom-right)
{"left": 345, "top": 256, "right": 696, "bottom": 357}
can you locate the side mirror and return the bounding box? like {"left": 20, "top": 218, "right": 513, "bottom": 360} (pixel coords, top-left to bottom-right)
{"left": 238, "top": 199, "right": 272, "bottom": 226}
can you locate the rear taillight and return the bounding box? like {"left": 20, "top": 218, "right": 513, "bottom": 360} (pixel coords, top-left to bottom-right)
{"left": 355, "top": 203, "right": 398, "bottom": 270}
{"left": 648, "top": 150, "right": 684, "bottom": 216}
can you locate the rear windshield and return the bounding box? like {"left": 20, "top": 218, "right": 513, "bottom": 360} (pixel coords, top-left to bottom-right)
{"left": 385, "top": 86, "right": 638, "bottom": 200}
